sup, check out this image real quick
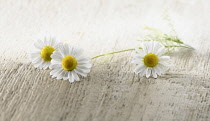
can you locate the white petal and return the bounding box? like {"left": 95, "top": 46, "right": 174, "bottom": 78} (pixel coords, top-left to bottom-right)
{"left": 134, "top": 64, "right": 145, "bottom": 74}
{"left": 76, "top": 65, "right": 89, "bottom": 70}
{"left": 57, "top": 70, "right": 65, "bottom": 80}
{"left": 76, "top": 66, "right": 90, "bottom": 73}
{"left": 152, "top": 41, "right": 160, "bottom": 53}
{"left": 47, "top": 62, "right": 51, "bottom": 68}
{"left": 53, "top": 39, "right": 61, "bottom": 49}
{"left": 154, "top": 66, "right": 161, "bottom": 75}
{"left": 51, "top": 68, "right": 63, "bottom": 77}
{"left": 50, "top": 63, "right": 61, "bottom": 69}
{"left": 75, "top": 48, "right": 84, "bottom": 56}
{"left": 77, "top": 61, "right": 90, "bottom": 65}
{"left": 51, "top": 55, "right": 62, "bottom": 62}
{"left": 54, "top": 70, "right": 63, "bottom": 79}
{"left": 131, "top": 60, "right": 142, "bottom": 64}
{"left": 62, "top": 71, "right": 69, "bottom": 80}
{"left": 48, "top": 37, "right": 55, "bottom": 47}
{"left": 139, "top": 69, "right": 146, "bottom": 77}
{"left": 58, "top": 44, "right": 66, "bottom": 57}
{"left": 156, "top": 46, "right": 166, "bottom": 56}
{"left": 34, "top": 60, "right": 45, "bottom": 68}
{"left": 50, "top": 69, "right": 57, "bottom": 76}
{"left": 34, "top": 62, "right": 41, "bottom": 68}
{"left": 30, "top": 49, "right": 41, "bottom": 54}
{"left": 77, "top": 64, "right": 92, "bottom": 69}
{"left": 158, "top": 62, "right": 168, "bottom": 67}
{"left": 50, "top": 68, "right": 62, "bottom": 76}
{"left": 51, "top": 59, "right": 61, "bottom": 65}
{"left": 31, "top": 56, "right": 42, "bottom": 64}
{"left": 77, "top": 56, "right": 91, "bottom": 63}
{"left": 159, "top": 56, "right": 170, "bottom": 61}
{"left": 41, "top": 62, "right": 47, "bottom": 69}
{"left": 152, "top": 69, "right": 157, "bottom": 78}
{"left": 30, "top": 52, "right": 40, "bottom": 59}
{"left": 44, "top": 37, "right": 49, "bottom": 45}
{"left": 75, "top": 68, "right": 87, "bottom": 77}
{"left": 47, "top": 37, "right": 52, "bottom": 46}
{"left": 63, "top": 43, "right": 70, "bottom": 56}
{"left": 61, "top": 43, "right": 69, "bottom": 57}
{"left": 72, "top": 71, "right": 80, "bottom": 81}
{"left": 34, "top": 42, "right": 43, "bottom": 49}
{"left": 70, "top": 46, "right": 83, "bottom": 57}
{"left": 42, "top": 62, "right": 50, "bottom": 69}
{"left": 148, "top": 41, "right": 153, "bottom": 53}
{"left": 68, "top": 72, "right": 75, "bottom": 83}
{"left": 51, "top": 51, "right": 63, "bottom": 61}
{"left": 34, "top": 39, "right": 44, "bottom": 49}
{"left": 146, "top": 68, "right": 151, "bottom": 78}
{"left": 142, "top": 42, "right": 149, "bottom": 54}
{"left": 131, "top": 53, "right": 144, "bottom": 60}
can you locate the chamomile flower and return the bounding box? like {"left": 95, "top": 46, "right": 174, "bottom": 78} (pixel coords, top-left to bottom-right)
{"left": 30, "top": 37, "right": 61, "bottom": 69}
{"left": 131, "top": 41, "right": 170, "bottom": 78}
{"left": 50, "top": 43, "right": 91, "bottom": 83}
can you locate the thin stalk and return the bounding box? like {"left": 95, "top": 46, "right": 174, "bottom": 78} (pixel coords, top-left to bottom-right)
{"left": 165, "top": 44, "right": 193, "bottom": 49}
{"left": 91, "top": 45, "right": 193, "bottom": 59}
{"left": 182, "top": 43, "right": 194, "bottom": 49}
{"left": 91, "top": 48, "right": 138, "bottom": 59}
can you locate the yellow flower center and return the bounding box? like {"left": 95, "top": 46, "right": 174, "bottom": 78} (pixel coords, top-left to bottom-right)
{"left": 40, "top": 46, "right": 55, "bottom": 61}
{"left": 143, "top": 53, "right": 159, "bottom": 67}
{"left": 62, "top": 56, "right": 77, "bottom": 71}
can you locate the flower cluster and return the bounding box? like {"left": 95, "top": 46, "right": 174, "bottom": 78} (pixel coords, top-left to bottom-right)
{"left": 30, "top": 13, "right": 193, "bottom": 82}
{"left": 30, "top": 37, "right": 91, "bottom": 83}
{"left": 30, "top": 34, "right": 192, "bottom": 83}
{"left": 131, "top": 41, "right": 170, "bottom": 78}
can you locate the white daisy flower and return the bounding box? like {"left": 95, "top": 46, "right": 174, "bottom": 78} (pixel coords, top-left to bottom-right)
{"left": 50, "top": 43, "right": 92, "bottom": 83}
{"left": 131, "top": 41, "right": 170, "bottom": 78}
{"left": 30, "top": 37, "right": 61, "bottom": 69}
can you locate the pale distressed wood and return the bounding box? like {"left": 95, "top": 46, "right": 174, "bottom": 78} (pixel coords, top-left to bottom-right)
{"left": 0, "top": 0, "right": 210, "bottom": 121}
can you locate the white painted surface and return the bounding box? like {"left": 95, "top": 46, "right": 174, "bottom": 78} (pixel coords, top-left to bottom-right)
{"left": 0, "top": 0, "right": 210, "bottom": 121}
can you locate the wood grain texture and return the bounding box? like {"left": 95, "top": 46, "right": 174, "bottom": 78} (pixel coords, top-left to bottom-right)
{"left": 0, "top": 0, "right": 210, "bottom": 121}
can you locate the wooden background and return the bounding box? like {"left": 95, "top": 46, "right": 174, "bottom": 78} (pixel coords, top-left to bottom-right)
{"left": 0, "top": 0, "right": 210, "bottom": 121}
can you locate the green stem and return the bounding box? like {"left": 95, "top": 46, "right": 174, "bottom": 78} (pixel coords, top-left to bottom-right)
{"left": 91, "top": 48, "right": 139, "bottom": 59}
{"left": 165, "top": 44, "right": 193, "bottom": 49}
{"left": 91, "top": 45, "right": 193, "bottom": 59}
{"left": 182, "top": 43, "right": 194, "bottom": 49}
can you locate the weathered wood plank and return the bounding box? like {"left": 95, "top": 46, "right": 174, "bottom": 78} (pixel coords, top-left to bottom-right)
{"left": 0, "top": 0, "right": 210, "bottom": 121}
